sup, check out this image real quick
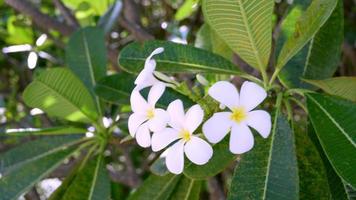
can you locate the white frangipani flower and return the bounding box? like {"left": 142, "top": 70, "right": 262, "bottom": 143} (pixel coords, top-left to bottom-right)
{"left": 203, "top": 81, "right": 271, "bottom": 154}
{"left": 152, "top": 100, "right": 213, "bottom": 174}
{"left": 128, "top": 83, "right": 169, "bottom": 148}
{"left": 134, "top": 47, "right": 164, "bottom": 91}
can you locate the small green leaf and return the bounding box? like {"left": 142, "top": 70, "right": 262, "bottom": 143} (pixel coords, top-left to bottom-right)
{"left": 0, "top": 147, "right": 77, "bottom": 200}
{"left": 98, "top": 0, "right": 123, "bottom": 34}
{"left": 127, "top": 174, "right": 180, "bottom": 200}
{"left": 203, "top": 0, "right": 274, "bottom": 71}
{"left": 23, "top": 68, "right": 98, "bottom": 123}
{"left": 62, "top": 155, "right": 111, "bottom": 200}
{"left": 278, "top": 0, "right": 343, "bottom": 89}
{"left": 5, "top": 126, "right": 86, "bottom": 136}
{"left": 175, "top": 0, "right": 199, "bottom": 21}
{"left": 304, "top": 77, "right": 356, "bottom": 102}
{"left": 118, "top": 40, "right": 243, "bottom": 75}
{"left": 228, "top": 114, "right": 299, "bottom": 199}
{"left": 169, "top": 177, "right": 202, "bottom": 200}
{"left": 276, "top": 0, "right": 338, "bottom": 71}
{"left": 306, "top": 93, "right": 356, "bottom": 188}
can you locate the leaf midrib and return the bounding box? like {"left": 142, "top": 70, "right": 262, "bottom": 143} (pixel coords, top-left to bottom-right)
{"left": 88, "top": 156, "right": 102, "bottom": 200}
{"left": 154, "top": 176, "right": 178, "bottom": 200}
{"left": 183, "top": 179, "right": 195, "bottom": 200}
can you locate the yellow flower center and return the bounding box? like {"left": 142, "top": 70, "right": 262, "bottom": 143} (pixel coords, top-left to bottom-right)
{"left": 179, "top": 129, "right": 191, "bottom": 142}
{"left": 146, "top": 108, "right": 155, "bottom": 119}
{"left": 230, "top": 107, "right": 247, "bottom": 123}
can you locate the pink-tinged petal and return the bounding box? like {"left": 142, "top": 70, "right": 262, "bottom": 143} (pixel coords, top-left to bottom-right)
{"left": 208, "top": 81, "right": 239, "bottom": 110}
{"left": 239, "top": 81, "right": 267, "bottom": 111}
{"left": 148, "top": 83, "right": 166, "bottom": 106}
{"left": 184, "top": 104, "right": 204, "bottom": 133}
{"left": 184, "top": 136, "right": 213, "bottom": 165}
{"left": 130, "top": 90, "right": 149, "bottom": 113}
{"left": 151, "top": 128, "right": 179, "bottom": 152}
{"left": 246, "top": 110, "right": 271, "bottom": 138}
{"left": 229, "top": 124, "right": 254, "bottom": 154}
{"left": 128, "top": 113, "right": 147, "bottom": 137}
{"left": 165, "top": 140, "right": 185, "bottom": 174}
{"left": 135, "top": 124, "right": 151, "bottom": 148}
{"left": 134, "top": 65, "right": 158, "bottom": 90}
{"left": 202, "top": 112, "right": 232, "bottom": 143}
{"left": 148, "top": 108, "right": 169, "bottom": 132}
{"left": 167, "top": 99, "right": 185, "bottom": 130}
{"left": 144, "top": 47, "right": 164, "bottom": 67}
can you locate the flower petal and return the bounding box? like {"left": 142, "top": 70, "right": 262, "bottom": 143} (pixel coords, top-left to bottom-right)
{"left": 167, "top": 99, "right": 185, "bottom": 130}
{"left": 229, "top": 124, "right": 254, "bottom": 154}
{"left": 202, "top": 112, "right": 232, "bottom": 143}
{"left": 135, "top": 124, "right": 151, "bottom": 148}
{"left": 208, "top": 81, "right": 239, "bottom": 110}
{"left": 184, "top": 104, "right": 204, "bottom": 133}
{"left": 151, "top": 128, "right": 179, "bottom": 152}
{"left": 134, "top": 67, "right": 158, "bottom": 90}
{"left": 130, "top": 90, "right": 149, "bottom": 113}
{"left": 144, "top": 47, "right": 164, "bottom": 67}
{"left": 148, "top": 83, "right": 166, "bottom": 106}
{"left": 184, "top": 136, "right": 213, "bottom": 165}
{"left": 239, "top": 81, "right": 267, "bottom": 111}
{"left": 148, "top": 108, "right": 169, "bottom": 132}
{"left": 128, "top": 113, "right": 147, "bottom": 137}
{"left": 246, "top": 110, "right": 272, "bottom": 138}
{"left": 165, "top": 140, "right": 185, "bottom": 174}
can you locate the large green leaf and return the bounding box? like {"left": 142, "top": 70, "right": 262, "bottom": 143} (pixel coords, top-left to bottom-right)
{"left": 202, "top": 0, "right": 274, "bottom": 71}
{"left": 98, "top": 0, "right": 123, "bottom": 34}
{"left": 127, "top": 174, "right": 180, "bottom": 200}
{"left": 228, "top": 114, "right": 299, "bottom": 199}
{"left": 118, "top": 40, "right": 244, "bottom": 75}
{"left": 276, "top": 0, "right": 338, "bottom": 71}
{"left": 23, "top": 68, "right": 98, "bottom": 123}
{"left": 0, "top": 135, "right": 82, "bottom": 176}
{"left": 61, "top": 155, "right": 111, "bottom": 200}
{"left": 170, "top": 177, "right": 201, "bottom": 200}
{"left": 5, "top": 126, "right": 86, "bottom": 136}
{"left": 66, "top": 27, "right": 107, "bottom": 115}
{"left": 278, "top": 0, "right": 343, "bottom": 89}
{"left": 0, "top": 146, "right": 77, "bottom": 200}
{"left": 305, "top": 77, "right": 356, "bottom": 102}
{"left": 306, "top": 93, "right": 356, "bottom": 187}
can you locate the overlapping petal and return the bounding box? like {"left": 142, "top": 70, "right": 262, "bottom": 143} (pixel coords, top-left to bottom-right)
{"left": 208, "top": 81, "right": 239, "bottom": 110}
{"left": 166, "top": 140, "right": 185, "bottom": 174}
{"left": 151, "top": 128, "right": 179, "bottom": 152}
{"left": 136, "top": 124, "right": 151, "bottom": 148}
{"left": 148, "top": 108, "right": 169, "bottom": 132}
{"left": 128, "top": 113, "right": 147, "bottom": 137}
{"left": 167, "top": 99, "right": 185, "bottom": 130}
{"left": 130, "top": 90, "right": 149, "bottom": 114}
{"left": 184, "top": 104, "right": 204, "bottom": 133}
{"left": 184, "top": 136, "right": 213, "bottom": 165}
{"left": 203, "top": 112, "right": 232, "bottom": 143}
{"left": 148, "top": 83, "right": 166, "bottom": 106}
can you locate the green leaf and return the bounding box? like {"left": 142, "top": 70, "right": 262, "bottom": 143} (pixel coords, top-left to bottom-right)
{"left": 0, "top": 146, "right": 77, "bottom": 200}
{"left": 95, "top": 73, "right": 195, "bottom": 107}
{"left": 118, "top": 40, "right": 243, "bottom": 75}
{"left": 127, "top": 174, "right": 180, "bottom": 200}
{"left": 228, "top": 114, "right": 299, "bottom": 199}
{"left": 23, "top": 68, "right": 98, "bottom": 123}
{"left": 306, "top": 93, "right": 356, "bottom": 188}
{"left": 276, "top": 0, "right": 338, "bottom": 71}
{"left": 66, "top": 27, "right": 107, "bottom": 115}
{"left": 62, "top": 155, "right": 111, "bottom": 200}
{"left": 98, "top": 0, "right": 122, "bottom": 34}
{"left": 0, "top": 135, "right": 82, "bottom": 175}
{"left": 278, "top": 0, "right": 343, "bottom": 89}
{"left": 175, "top": 0, "right": 199, "bottom": 21}
{"left": 202, "top": 0, "right": 274, "bottom": 71}
{"left": 5, "top": 126, "right": 86, "bottom": 136}
{"left": 169, "top": 177, "right": 202, "bottom": 200}
{"left": 184, "top": 136, "right": 235, "bottom": 179}
{"left": 304, "top": 77, "right": 356, "bottom": 102}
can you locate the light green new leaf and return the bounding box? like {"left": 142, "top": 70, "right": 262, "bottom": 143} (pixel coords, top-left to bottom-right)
{"left": 278, "top": 0, "right": 343, "bottom": 89}
{"left": 127, "top": 174, "right": 180, "bottom": 200}
{"left": 306, "top": 93, "right": 356, "bottom": 188}
{"left": 0, "top": 135, "right": 82, "bottom": 176}
{"left": 276, "top": 0, "right": 338, "bottom": 71}
{"left": 61, "top": 155, "right": 111, "bottom": 200}
{"left": 203, "top": 0, "right": 274, "bottom": 71}
{"left": 118, "top": 40, "right": 244, "bottom": 75}
{"left": 0, "top": 147, "right": 77, "bottom": 200}
{"left": 170, "top": 177, "right": 202, "bottom": 200}
{"left": 98, "top": 0, "right": 123, "bottom": 34}
{"left": 66, "top": 27, "right": 107, "bottom": 115}
{"left": 305, "top": 77, "right": 356, "bottom": 102}
{"left": 228, "top": 114, "right": 299, "bottom": 200}
{"left": 23, "top": 68, "right": 98, "bottom": 123}
{"left": 175, "top": 0, "right": 199, "bottom": 21}
{"left": 5, "top": 126, "right": 86, "bottom": 136}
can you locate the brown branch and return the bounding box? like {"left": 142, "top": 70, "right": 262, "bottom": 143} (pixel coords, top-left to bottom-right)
{"left": 52, "top": 0, "right": 80, "bottom": 28}
{"left": 5, "top": 0, "right": 75, "bottom": 36}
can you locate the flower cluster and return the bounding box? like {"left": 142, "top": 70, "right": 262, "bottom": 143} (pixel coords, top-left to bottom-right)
{"left": 128, "top": 47, "right": 271, "bottom": 174}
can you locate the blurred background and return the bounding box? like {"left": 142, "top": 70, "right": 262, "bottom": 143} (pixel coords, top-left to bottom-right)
{"left": 0, "top": 0, "right": 355, "bottom": 199}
